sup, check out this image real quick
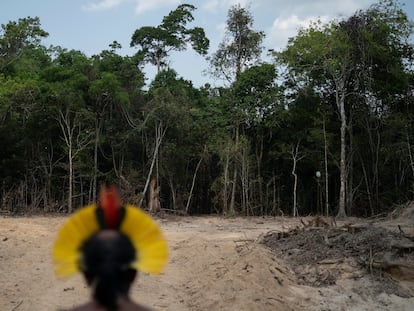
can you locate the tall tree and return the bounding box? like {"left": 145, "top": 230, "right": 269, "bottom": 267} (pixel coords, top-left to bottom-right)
{"left": 279, "top": 21, "right": 354, "bottom": 218}
{"left": 338, "top": 0, "right": 414, "bottom": 214}
{"left": 0, "top": 16, "right": 48, "bottom": 73}
{"left": 233, "top": 64, "right": 279, "bottom": 212}
{"left": 130, "top": 4, "right": 209, "bottom": 73}
{"left": 144, "top": 69, "right": 202, "bottom": 212}
{"left": 56, "top": 107, "right": 93, "bottom": 213}
{"left": 208, "top": 4, "right": 265, "bottom": 83}
{"left": 208, "top": 4, "right": 265, "bottom": 215}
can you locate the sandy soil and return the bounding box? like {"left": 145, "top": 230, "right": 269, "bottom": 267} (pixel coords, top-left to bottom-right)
{"left": 0, "top": 213, "right": 413, "bottom": 311}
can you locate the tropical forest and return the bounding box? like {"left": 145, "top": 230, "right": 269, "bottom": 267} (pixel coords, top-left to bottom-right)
{"left": 1, "top": 0, "right": 414, "bottom": 219}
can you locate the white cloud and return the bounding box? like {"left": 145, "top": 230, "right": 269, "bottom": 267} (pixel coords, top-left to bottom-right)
{"left": 265, "top": 15, "right": 327, "bottom": 51}
{"left": 263, "top": 0, "right": 374, "bottom": 52}
{"left": 82, "top": 0, "right": 124, "bottom": 11}
{"left": 133, "top": 0, "right": 182, "bottom": 15}
{"left": 274, "top": 0, "right": 372, "bottom": 17}
{"left": 202, "top": 0, "right": 219, "bottom": 12}
{"left": 202, "top": 0, "right": 249, "bottom": 12}
{"left": 82, "top": 0, "right": 182, "bottom": 14}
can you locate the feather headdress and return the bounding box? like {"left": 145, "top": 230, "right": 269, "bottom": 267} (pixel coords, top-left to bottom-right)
{"left": 52, "top": 185, "right": 168, "bottom": 277}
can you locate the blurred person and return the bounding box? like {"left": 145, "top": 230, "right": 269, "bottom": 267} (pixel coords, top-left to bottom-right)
{"left": 53, "top": 185, "right": 168, "bottom": 311}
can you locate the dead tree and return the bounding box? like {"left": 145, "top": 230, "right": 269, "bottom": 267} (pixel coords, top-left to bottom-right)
{"left": 291, "top": 141, "right": 305, "bottom": 217}
{"left": 148, "top": 178, "right": 161, "bottom": 214}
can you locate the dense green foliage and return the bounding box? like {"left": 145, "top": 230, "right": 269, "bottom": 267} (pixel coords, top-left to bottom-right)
{"left": 130, "top": 4, "right": 209, "bottom": 73}
{"left": 1, "top": 1, "right": 413, "bottom": 217}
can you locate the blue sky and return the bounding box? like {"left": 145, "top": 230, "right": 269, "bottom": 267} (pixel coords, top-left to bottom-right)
{"left": 1, "top": 0, "right": 413, "bottom": 87}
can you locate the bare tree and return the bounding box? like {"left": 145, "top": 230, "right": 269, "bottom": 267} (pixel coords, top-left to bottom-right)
{"left": 323, "top": 115, "right": 330, "bottom": 216}
{"left": 148, "top": 178, "right": 161, "bottom": 213}
{"left": 291, "top": 141, "right": 305, "bottom": 217}
{"left": 56, "top": 109, "right": 92, "bottom": 213}
{"left": 185, "top": 151, "right": 205, "bottom": 214}
{"left": 139, "top": 122, "right": 167, "bottom": 207}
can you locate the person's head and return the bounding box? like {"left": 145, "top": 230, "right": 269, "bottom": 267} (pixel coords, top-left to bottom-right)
{"left": 81, "top": 230, "right": 137, "bottom": 311}
{"left": 53, "top": 185, "right": 168, "bottom": 311}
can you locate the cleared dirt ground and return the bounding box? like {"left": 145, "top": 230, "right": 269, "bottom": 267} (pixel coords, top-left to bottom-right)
{"left": 1, "top": 210, "right": 413, "bottom": 311}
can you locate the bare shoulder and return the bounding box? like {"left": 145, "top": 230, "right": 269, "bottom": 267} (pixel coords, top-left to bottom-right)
{"left": 126, "top": 301, "right": 154, "bottom": 311}
{"left": 61, "top": 303, "right": 93, "bottom": 311}
{"left": 61, "top": 305, "right": 106, "bottom": 311}
{"left": 61, "top": 301, "right": 153, "bottom": 311}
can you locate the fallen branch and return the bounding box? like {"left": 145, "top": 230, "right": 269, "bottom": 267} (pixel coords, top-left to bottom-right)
{"left": 371, "top": 260, "right": 414, "bottom": 270}
{"left": 317, "top": 259, "right": 343, "bottom": 265}
{"left": 10, "top": 300, "right": 23, "bottom": 311}
{"left": 234, "top": 239, "right": 255, "bottom": 243}
{"left": 161, "top": 208, "right": 187, "bottom": 216}
{"left": 371, "top": 260, "right": 414, "bottom": 281}
{"left": 345, "top": 223, "right": 370, "bottom": 234}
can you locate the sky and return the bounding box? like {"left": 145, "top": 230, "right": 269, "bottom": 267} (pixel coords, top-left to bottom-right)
{"left": 1, "top": 0, "right": 413, "bottom": 87}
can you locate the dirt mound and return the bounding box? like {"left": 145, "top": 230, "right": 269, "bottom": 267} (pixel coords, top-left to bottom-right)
{"left": 388, "top": 201, "right": 414, "bottom": 221}
{"left": 398, "top": 203, "right": 414, "bottom": 222}
{"left": 262, "top": 224, "right": 414, "bottom": 298}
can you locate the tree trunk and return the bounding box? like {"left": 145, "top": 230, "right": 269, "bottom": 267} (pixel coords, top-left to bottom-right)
{"left": 291, "top": 141, "right": 304, "bottom": 217}
{"left": 148, "top": 178, "right": 160, "bottom": 213}
{"left": 337, "top": 83, "right": 347, "bottom": 218}
{"left": 57, "top": 110, "right": 74, "bottom": 213}
{"left": 230, "top": 165, "right": 237, "bottom": 215}
{"left": 140, "top": 122, "right": 166, "bottom": 207}
{"left": 323, "top": 115, "right": 330, "bottom": 216}
{"left": 229, "top": 126, "right": 239, "bottom": 215}
{"left": 68, "top": 142, "right": 73, "bottom": 213}
{"left": 255, "top": 134, "right": 264, "bottom": 214}
{"left": 223, "top": 146, "right": 230, "bottom": 215}
{"left": 185, "top": 155, "right": 203, "bottom": 214}
{"left": 407, "top": 128, "right": 414, "bottom": 179}
{"left": 240, "top": 142, "right": 250, "bottom": 215}
{"left": 39, "top": 142, "right": 55, "bottom": 212}
{"left": 360, "top": 153, "right": 374, "bottom": 216}
{"left": 347, "top": 112, "right": 353, "bottom": 215}
{"left": 92, "top": 117, "right": 100, "bottom": 203}
{"left": 374, "top": 125, "right": 380, "bottom": 213}
{"left": 168, "top": 177, "right": 176, "bottom": 210}
{"left": 57, "top": 110, "right": 92, "bottom": 213}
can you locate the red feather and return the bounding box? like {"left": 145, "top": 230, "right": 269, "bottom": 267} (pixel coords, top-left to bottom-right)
{"left": 99, "top": 185, "right": 121, "bottom": 229}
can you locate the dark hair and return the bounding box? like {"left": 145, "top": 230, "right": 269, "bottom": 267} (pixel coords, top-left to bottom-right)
{"left": 81, "top": 230, "right": 136, "bottom": 311}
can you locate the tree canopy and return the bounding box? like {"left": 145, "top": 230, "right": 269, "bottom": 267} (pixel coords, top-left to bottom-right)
{"left": 130, "top": 4, "right": 209, "bottom": 73}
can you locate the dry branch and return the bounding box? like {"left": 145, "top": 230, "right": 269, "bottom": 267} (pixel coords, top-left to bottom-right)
{"left": 10, "top": 300, "right": 23, "bottom": 311}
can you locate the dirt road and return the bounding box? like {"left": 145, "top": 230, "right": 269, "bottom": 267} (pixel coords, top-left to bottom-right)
{"left": 0, "top": 215, "right": 413, "bottom": 310}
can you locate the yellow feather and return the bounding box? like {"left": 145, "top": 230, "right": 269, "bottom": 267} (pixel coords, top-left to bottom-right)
{"left": 52, "top": 203, "right": 168, "bottom": 277}
{"left": 121, "top": 205, "right": 168, "bottom": 274}
{"left": 52, "top": 204, "right": 99, "bottom": 277}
